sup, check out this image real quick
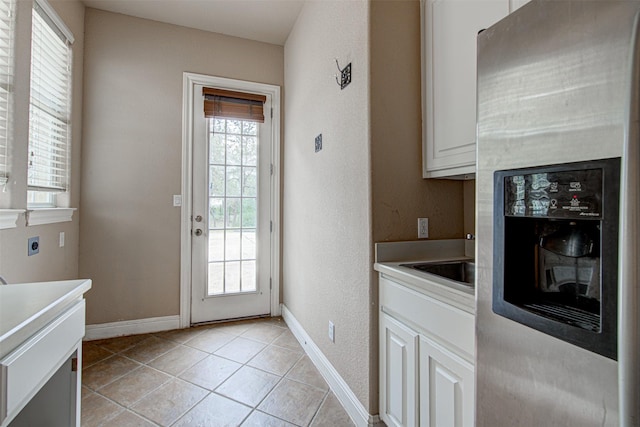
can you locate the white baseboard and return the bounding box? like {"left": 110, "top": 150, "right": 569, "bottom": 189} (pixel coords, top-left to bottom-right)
{"left": 85, "top": 315, "right": 181, "bottom": 341}
{"left": 281, "top": 305, "right": 383, "bottom": 427}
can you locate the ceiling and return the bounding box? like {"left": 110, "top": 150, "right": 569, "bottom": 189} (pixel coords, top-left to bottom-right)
{"left": 81, "top": 0, "right": 305, "bottom": 46}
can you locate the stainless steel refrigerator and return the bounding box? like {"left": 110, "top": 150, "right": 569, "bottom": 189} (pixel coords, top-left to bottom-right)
{"left": 476, "top": 1, "right": 640, "bottom": 426}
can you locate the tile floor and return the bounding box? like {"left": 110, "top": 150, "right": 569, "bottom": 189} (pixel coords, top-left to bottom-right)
{"left": 81, "top": 317, "right": 355, "bottom": 427}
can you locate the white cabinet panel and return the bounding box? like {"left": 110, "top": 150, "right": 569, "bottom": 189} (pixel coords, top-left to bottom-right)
{"left": 380, "top": 275, "right": 474, "bottom": 360}
{"left": 1, "top": 301, "right": 84, "bottom": 426}
{"left": 380, "top": 313, "right": 419, "bottom": 427}
{"left": 419, "top": 337, "right": 474, "bottom": 427}
{"left": 422, "top": 0, "right": 510, "bottom": 178}
{"left": 380, "top": 273, "right": 475, "bottom": 427}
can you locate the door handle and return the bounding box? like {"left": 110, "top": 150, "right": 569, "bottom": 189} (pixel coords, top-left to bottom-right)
{"left": 195, "top": 215, "right": 203, "bottom": 222}
{"left": 194, "top": 229, "right": 203, "bottom": 236}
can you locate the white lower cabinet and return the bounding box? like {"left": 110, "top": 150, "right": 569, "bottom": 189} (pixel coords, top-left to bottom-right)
{"left": 380, "top": 313, "right": 419, "bottom": 427}
{"left": 1, "top": 300, "right": 85, "bottom": 427}
{"left": 419, "top": 337, "right": 474, "bottom": 427}
{"left": 379, "top": 274, "right": 475, "bottom": 427}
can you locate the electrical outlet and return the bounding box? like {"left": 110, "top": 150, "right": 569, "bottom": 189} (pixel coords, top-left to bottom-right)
{"left": 418, "top": 218, "right": 429, "bottom": 239}
{"left": 28, "top": 236, "right": 39, "bottom": 256}
{"left": 328, "top": 321, "right": 335, "bottom": 343}
{"left": 315, "top": 134, "right": 322, "bottom": 153}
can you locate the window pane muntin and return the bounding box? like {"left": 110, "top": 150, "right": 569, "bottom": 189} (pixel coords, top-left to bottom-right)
{"left": 242, "top": 167, "right": 257, "bottom": 197}
{"left": 226, "top": 119, "right": 241, "bottom": 135}
{"left": 226, "top": 166, "right": 241, "bottom": 197}
{"left": 209, "top": 197, "right": 224, "bottom": 229}
{"left": 208, "top": 262, "right": 224, "bottom": 295}
{"left": 226, "top": 134, "right": 241, "bottom": 165}
{"left": 225, "top": 197, "right": 241, "bottom": 229}
{"left": 207, "top": 117, "right": 260, "bottom": 296}
{"left": 209, "top": 165, "right": 224, "bottom": 196}
{"left": 241, "top": 198, "right": 256, "bottom": 228}
{"left": 241, "top": 261, "right": 256, "bottom": 292}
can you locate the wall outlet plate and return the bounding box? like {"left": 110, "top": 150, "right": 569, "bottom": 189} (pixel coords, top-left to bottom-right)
{"left": 328, "top": 321, "right": 335, "bottom": 343}
{"left": 418, "top": 218, "right": 429, "bottom": 239}
{"left": 28, "top": 236, "right": 40, "bottom": 256}
{"left": 315, "top": 134, "right": 322, "bottom": 153}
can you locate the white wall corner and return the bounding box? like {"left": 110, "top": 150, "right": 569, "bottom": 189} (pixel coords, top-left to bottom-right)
{"left": 84, "top": 315, "right": 181, "bottom": 341}
{"left": 281, "top": 304, "right": 384, "bottom": 427}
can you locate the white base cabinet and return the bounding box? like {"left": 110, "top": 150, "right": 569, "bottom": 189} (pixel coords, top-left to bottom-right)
{"left": 419, "top": 337, "right": 474, "bottom": 427}
{"left": 379, "top": 274, "right": 475, "bottom": 427}
{"left": 0, "top": 280, "right": 90, "bottom": 427}
{"left": 380, "top": 313, "right": 419, "bottom": 427}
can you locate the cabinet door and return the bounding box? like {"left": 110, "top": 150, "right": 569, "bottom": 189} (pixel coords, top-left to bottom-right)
{"left": 380, "top": 313, "right": 419, "bottom": 427}
{"left": 419, "top": 336, "right": 474, "bottom": 427}
{"left": 422, "top": 0, "right": 509, "bottom": 178}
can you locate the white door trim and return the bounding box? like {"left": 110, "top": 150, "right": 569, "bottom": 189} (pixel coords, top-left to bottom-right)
{"left": 180, "top": 72, "right": 281, "bottom": 328}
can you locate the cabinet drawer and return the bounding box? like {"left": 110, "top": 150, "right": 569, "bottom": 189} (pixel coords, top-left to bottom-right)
{"left": 380, "top": 276, "right": 474, "bottom": 360}
{"left": 1, "top": 300, "right": 85, "bottom": 424}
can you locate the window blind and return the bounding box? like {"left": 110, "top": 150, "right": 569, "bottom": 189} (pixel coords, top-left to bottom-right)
{"left": 27, "top": 0, "right": 73, "bottom": 192}
{"left": 0, "top": 0, "right": 14, "bottom": 186}
{"left": 203, "top": 87, "right": 267, "bottom": 123}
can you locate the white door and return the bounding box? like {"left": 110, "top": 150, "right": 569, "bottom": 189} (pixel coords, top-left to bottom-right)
{"left": 191, "top": 84, "right": 273, "bottom": 323}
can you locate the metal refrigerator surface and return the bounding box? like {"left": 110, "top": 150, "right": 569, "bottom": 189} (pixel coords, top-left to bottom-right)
{"left": 476, "top": 1, "right": 640, "bottom": 426}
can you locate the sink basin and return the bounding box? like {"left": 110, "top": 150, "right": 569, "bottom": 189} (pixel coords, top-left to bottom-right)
{"left": 401, "top": 260, "right": 475, "bottom": 286}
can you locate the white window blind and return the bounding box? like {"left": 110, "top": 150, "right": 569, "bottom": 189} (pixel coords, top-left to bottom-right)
{"left": 27, "top": 0, "right": 73, "bottom": 194}
{"left": 0, "top": 0, "right": 14, "bottom": 186}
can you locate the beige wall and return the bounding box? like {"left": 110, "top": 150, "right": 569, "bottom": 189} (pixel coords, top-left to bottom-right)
{"left": 0, "top": 0, "right": 84, "bottom": 283}
{"left": 369, "top": 0, "right": 464, "bottom": 412}
{"left": 370, "top": 0, "right": 463, "bottom": 243}
{"left": 80, "top": 9, "right": 284, "bottom": 324}
{"left": 283, "top": 0, "right": 373, "bottom": 412}
{"left": 283, "top": 0, "right": 465, "bottom": 414}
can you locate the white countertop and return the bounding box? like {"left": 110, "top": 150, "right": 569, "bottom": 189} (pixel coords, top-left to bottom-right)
{"left": 374, "top": 239, "right": 476, "bottom": 313}
{"left": 0, "top": 279, "right": 92, "bottom": 359}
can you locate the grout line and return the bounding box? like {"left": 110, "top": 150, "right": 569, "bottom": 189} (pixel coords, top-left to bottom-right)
{"left": 307, "top": 389, "right": 331, "bottom": 426}
{"left": 82, "top": 317, "right": 338, "bottom": 427}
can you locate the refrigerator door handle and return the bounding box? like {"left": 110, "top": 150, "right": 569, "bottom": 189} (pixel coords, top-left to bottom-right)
{"left": 618, "top": 19, "right": 640, "bottom": 425}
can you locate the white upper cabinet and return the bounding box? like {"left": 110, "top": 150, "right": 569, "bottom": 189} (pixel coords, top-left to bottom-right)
{"left": 421, "top": 0, "right": 529, "bottom": 179}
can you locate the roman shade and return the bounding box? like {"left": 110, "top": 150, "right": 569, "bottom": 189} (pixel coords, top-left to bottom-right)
{"left": 203, "top": 87, "right": 267, "bottom": 123}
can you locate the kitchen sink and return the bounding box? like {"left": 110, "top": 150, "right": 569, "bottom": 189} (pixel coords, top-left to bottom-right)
{"left": 401, "top": 260, "right": 475, "bottom": 286}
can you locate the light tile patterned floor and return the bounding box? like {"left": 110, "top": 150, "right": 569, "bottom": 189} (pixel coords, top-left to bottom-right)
{"left": 81, "top": 317, "right": 355, "bottom": 427}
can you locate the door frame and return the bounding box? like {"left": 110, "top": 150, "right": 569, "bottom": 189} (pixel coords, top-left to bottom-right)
{"left": 180, "top": 72, "right": 281, "bottom": 327}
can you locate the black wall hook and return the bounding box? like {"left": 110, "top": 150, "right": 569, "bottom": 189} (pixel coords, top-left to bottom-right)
{"left": 335, "top": 58, "right": 352, "bottom": 90}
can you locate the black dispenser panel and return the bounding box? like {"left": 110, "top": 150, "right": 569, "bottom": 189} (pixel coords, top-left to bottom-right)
{"left": 493, "top": 158, "right": 620, "bottom": 360}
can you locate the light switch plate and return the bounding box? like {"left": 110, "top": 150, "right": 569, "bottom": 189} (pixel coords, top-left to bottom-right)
{"left": 173, "top": 195, "right": 182, "bottom": 207}
{"left": 418, "top": 218, "right": 429, "bottom": 239}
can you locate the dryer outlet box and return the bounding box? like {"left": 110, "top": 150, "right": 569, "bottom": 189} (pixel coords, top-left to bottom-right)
{"left": 28, "top": 236, "right": 40, "bottom": 256}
